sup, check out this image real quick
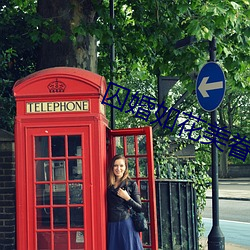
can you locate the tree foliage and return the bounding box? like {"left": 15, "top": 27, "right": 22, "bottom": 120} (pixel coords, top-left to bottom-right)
{"left": 0, "top": 0, "right": 249, "bottom": 176}
{"left": 0, "top": 0, "right": 38, "bottom": 131}
{"left": 97, "top": 0, "right": 250, "bottom": 177}
{"left": 98, "top": 0, "right": 249, "bottom": 88}
{"left": 0, "top": 1, "right": 249, "bottom": 168}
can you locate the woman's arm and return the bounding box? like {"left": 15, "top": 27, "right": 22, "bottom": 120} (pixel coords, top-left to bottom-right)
{"left": 117, "top": 181, "right": 142, "bottom": 212}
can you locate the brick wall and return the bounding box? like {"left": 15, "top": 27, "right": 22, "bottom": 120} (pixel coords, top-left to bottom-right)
{"left": 0, "top": 129, "right": 15, "bottom": 250}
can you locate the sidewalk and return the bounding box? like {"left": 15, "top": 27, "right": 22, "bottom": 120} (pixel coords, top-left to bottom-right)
{"left": 200, "top": 238, "right": 250, "bottom": 250}
{"left": 206, "top": 178, "right": 250, "bottom": 201}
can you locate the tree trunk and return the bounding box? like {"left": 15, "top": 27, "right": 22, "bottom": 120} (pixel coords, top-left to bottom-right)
{"left": 37, "top": 0, "right": 99, "bottom": 72}
{"left": 218, "top": 96, "right": 234, "bottom": 178}
{"left": 219, "top": 144, "right": 229, "bottom": 178}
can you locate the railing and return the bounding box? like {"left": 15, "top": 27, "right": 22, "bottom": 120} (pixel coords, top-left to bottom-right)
{"left": 156, "top": 179, "right": 198, "bottom": 250}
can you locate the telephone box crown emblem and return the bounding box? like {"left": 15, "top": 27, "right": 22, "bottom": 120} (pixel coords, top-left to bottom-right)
{"left": 47, "top": 79, "right": 66, "bottom": 92}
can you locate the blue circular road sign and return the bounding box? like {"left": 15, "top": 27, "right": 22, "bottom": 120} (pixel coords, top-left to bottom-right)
{"left": 196, "top": 62, "right": 226, "bottom": 112}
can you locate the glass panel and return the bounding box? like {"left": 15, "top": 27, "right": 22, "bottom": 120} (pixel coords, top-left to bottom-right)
{"left": 68, "top": 135, "right": 81, "bottom": 156}
{"left": 52, "top": 160, "right": 66, "bottom": 181}
{"left": 52, "top": 136, "right": 65, "bottom": 157}
{"left": 115, "top": 136, "right": 124, "bottom": 155}
{"left": 37, "top": 232, "right": 51, "bottom": 250}
{"left": 127, "top": 158, "right": 136, "bottom": 177}
{"left": 139, "top": 157, "right": 148, "bottom": 177}
{"left": 54, "top": 231, "right": 68, "bottom": 249}
{"left": 43, "top": 186, "right": 50, "bottom": 206}
{"left": 36, "top": 184, "right": 46, "bottom": 205}
{"left": 126, "top": 136, "right": 135, "bottom": 155}
{"left": 71, "top": 231, "right": 84, "bottom": 248}
{"left": 53, "top": 184, "right": 66, "bottom": 204}
{"left": 142, "top": 227, "right": 151, "bottom": 247}
{"left": 69, "top": 159, "right": 82, "bottom": 180}
{"left": 69, "top": 183, "right": 83, "bottom": 204}
{"left": 140, "top": 180, "right": 149, "bottom": 200}
{"left": 35, "top": 136, "right": 49, "bottom": 157}
{"left": 70, "top": 207, "right": 83, "bottom": 227}
{"left": 53, "top": 208, "right": 67, "bottom": 227}
{"left": 142, "top": 202, "right": 150, "bottom": 222}
{"left": 138, "top": 135, "right": 146, "bottom": 154}
{"left": 36, "top": 160, "right": 49, "bottom": 181}
{"left": 37, "top": 208, "right": 50, "bottom": 229}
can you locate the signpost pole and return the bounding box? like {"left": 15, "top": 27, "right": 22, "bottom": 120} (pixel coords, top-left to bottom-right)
{"left": 208, "top": 37, "right": 225, "bottom": 250}
{"left": 110, "top": 0, "right": 115, "bottom": 129}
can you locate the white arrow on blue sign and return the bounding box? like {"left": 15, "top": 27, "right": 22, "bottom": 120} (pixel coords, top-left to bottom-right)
{"left": 196, "top": 62, "right": 226, "bottom": 112}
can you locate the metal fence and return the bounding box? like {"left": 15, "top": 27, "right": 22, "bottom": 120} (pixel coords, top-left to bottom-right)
{"left": 156, "top": 179, "right": 198, "bottom": 250}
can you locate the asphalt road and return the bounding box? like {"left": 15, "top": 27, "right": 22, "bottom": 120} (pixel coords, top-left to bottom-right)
{"left": 202, "top": 199, "right": 250, "bottom": 223}
{"left": 202, "top": 180, "right": 250, "bottom": 248}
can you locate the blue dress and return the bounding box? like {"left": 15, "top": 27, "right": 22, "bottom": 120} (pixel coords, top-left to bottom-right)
{"left": 108, "top": 217, "right": 143, "bottom": 250}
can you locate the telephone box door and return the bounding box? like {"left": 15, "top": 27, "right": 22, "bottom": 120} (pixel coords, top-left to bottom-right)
{"left": 109, "top": 126, "right": 158, "bottom": 250}
{"left": 26, "top": 126, "right": 92, "bottom": 250}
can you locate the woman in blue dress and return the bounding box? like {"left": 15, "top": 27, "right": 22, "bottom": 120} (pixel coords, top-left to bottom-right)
{"left": 107, "top": 154, "right": 144, "bottom": 250}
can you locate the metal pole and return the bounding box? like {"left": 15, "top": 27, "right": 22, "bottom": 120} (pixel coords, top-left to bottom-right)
{"left": 208, "top": 37, "right": 225, "bottom": 250}
{"left": 110, "top": 0, "right": 115, "bottom": 129}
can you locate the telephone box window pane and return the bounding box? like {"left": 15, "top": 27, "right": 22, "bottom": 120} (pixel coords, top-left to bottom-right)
{"left": 142, "top": 227, "right": 151, "bottom": 247}
{"left": 36, "top": 184, "right": 47, "bottom": 205}
{"left": 140, "top": 180, "right": 149, "bottom": 200}
{"left": 52, "top": 160, "right": 66, "bottom": 181}
{"left": 53, "top": 208, "right": 67, "bottom": 227}
{"left": 53, "top": 184, "right": 66, "bottom": 204}
{"left": 142, "top": 203, "right": 151, "bottom": 246}
{"left": 37, "top": 232, "right": 51, "bottom": 250}
{"left": 35, "top": 136, "right": 49, "bottom": 157}
{"left": 52, "top": 136, "right": 65, "bottom": 157}
{"left": 37, "top": 208, "right": 50, "bottom": 229}
{"left": 115, "top": 136, "right": 124, "bottom": 155}
{"left": 42, "top": 186, "right": 50, "bottom": 208}
{"left": 139, "top": 157, "right": 148, "bottom": 177}
{"left": 70, "top": 207, "right": 83, "bottom": 227}
{"left": 69, "top": 184, "right": 83, "bottom": 204}
{"left": 68, "top": 135, "right": 81, "bottom": 156}
{"left": 71, "top": 231, "right": 84, "bottom": 248}
{"left": 36, "top": 160, "right": 49, "bottom": 181}
{"left": 142, "top": 202, "right": 150, "bottom": 222}
{"left": 138, "top": 135, "right": 146, "bottom": 155}
{"left": 127, "top": 136, "right": 135, "bottom": 155}
{"left": 128, "top": 158, "right": 136, "bottom": 177}
{"left": 69, "top": 159, "right": 82, "bottom": 180}
{"left": 54, "top": 231, "right": 68, "bottom": 248}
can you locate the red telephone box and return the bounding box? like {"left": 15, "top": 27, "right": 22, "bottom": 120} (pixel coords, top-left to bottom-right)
{"left": 13, "top": 67, "right": 158, "bottom": 250}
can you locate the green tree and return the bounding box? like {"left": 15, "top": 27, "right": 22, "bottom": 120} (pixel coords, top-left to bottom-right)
{"left": 108, "top": 1, "right": 250, "bottom": 177}
{"left": 97, "top": 0, "right": 249, "bottom": 178}
{"left": 0, "top": 0, "right": 37, "bottom": 131}
{"left": 218, "top": 88, "right": 250, "bottom": 177}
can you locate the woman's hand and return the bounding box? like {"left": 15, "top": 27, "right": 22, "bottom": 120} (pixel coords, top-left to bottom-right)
{"left": 117, "top": 188, "right": 131, "bottom": 201}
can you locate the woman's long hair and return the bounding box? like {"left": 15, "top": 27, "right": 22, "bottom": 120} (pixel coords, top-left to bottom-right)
{"left": 107, "top": 154, "right": 130, "bottom": 187}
